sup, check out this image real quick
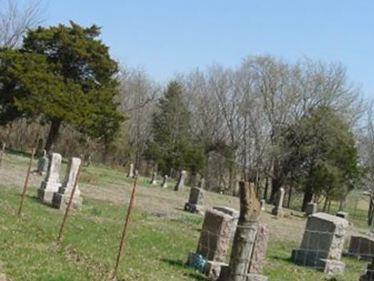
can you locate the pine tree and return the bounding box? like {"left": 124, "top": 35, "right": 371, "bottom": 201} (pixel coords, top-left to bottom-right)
{"left": 0, "top": 21, "right": 124, "bottom": 151}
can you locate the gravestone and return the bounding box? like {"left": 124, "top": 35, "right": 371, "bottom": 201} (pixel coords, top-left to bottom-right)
{"left": 184, "top": 187, "right": 204, "bottom": 214}
{"left": 198, "top": 177, "right": 205, "bottom": 189}
{"left": 37, "top": 153, "right": 62, "bottom": 204}
{"left": 348, "top": 235, "right": 374, "bottom": 260}
{"left": 260, "top": 199, "right": 266, "bottom": 211}
{"left": 127, "top": 163, "right": 134, "bottom": 178}
{"left": 36, "top": 150, "right": 49, "bottom": 175}
{"left": 336, "top": 211, "right": 348, "bottom": 219}
{"left": 306, "top": 202, "right": 317, "bottom": 216}
{"left": 52, "top": 157, "right": 82, "bottom": 210}
{"left": 149, "top": 172, "right": 157, "bottom": 185}
{"left": 187, "top": 208, "right": 238, "bottom": 279}
{"left": 360, "top": 259, "right": 374, "bottom": 281}
{"left": 291, "top": 212, "right": 349, "bottom": 275}
{"left": 161, "top": 175, "right": 168, "bottom": 188}
{"left": 212, "top": 206, "right": 239, "bottom": 239}
{"left": 271, "top": 187, "right": 285, "bottom": 217}
{"left": 174, "top": 170, "right": 187, "bottom": 191}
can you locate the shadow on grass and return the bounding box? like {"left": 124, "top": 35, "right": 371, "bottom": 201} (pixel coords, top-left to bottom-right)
{"left": 270, "top": 254, "right": 294, "bottom": 264}
{"left": 161, "top": 258, "right": 207, "bottom": 281}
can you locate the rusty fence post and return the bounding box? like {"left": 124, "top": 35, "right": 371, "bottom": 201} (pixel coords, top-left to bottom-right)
{"left": 112, "top": 175, "right": 139, "bottom": 279}
{"left": 17, "top": 148, "right": 36, "bottom": 217}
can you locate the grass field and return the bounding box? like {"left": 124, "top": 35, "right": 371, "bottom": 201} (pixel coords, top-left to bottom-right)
{"left": 0, "top": 153, "right": 370, "bottom": 280}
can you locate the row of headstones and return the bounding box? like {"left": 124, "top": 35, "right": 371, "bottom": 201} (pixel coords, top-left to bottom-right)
{"left": 186, "top": 198, "right": 373, "bottom": 279}
{"left": 126, "top": 163, "right": 187, "bottom": 191}
{"left": 37, "top": 153, "right": 82, "bottom": 210}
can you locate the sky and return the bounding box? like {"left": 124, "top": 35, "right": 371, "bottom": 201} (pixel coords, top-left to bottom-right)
{"left": 30, "top": 1, "right": 374, "bottom": 97}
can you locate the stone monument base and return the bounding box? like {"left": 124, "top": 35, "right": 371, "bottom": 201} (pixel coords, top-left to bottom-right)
{"left": 291, "top": 249, "right": 345, "bottom": 274}
{"left": 217, "top": 265, "right": 268, "bottom": 281}
{"left": 184, "top": 202, "right": 203, "bottom": 214}
{"left": 37, "top": 188, "right": 58, "bottom": 204}
{"left": 52, "top": 192, "right": 82, "bottom": 210}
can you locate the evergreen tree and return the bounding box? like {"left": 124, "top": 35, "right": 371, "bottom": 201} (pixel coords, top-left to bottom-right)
{"left": 147, "top": 81, "right": 204, "bottom": 176}
{"left": 0, "top": 21, "right": 124, "bottom": 151}
{"left": 281, "top": 106, "right": 360, "bottom": 211}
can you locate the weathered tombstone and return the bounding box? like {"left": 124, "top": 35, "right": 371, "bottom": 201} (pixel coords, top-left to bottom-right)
{"left": 149, "top": 171, "right": 157, "bottom": 185}
{"left": 360, "top": 259, "right": 374, "bottom": 281}
{"left": 336, "top": 211, "right": 348, "bottom": 220}
{"left": 260, "top": 199, "right": 266, "bottom": 211}
{"left": 37, "top": 153, "right": 62, "bottom": 204}
{"left": 306, "top": 202, "right": 317, "bottom": 216}
{"left": 348, "top": 235, "right": 374, "bottom": 260}
{"left": 161, "top": 175, "right": 168, "bottom": 188}
{"left": 212, "top": 206, "right": 239, "bottom": 239}
{"left": 127, "top": 163, "right": 134, "bottom": 178}
{"left": 174, "top": 170, "right": 187, "bottom": 191}
{"left": 184, "top": 187, "right": 205, "bottom": 214}
{"left": 271, "top": 187, "right": 285, "bottom": 217}
{"left": 52, "top": 157, "right": 82, "bottom": 210}
{"left": 187, "top": 208, "right": 238, "bottom": 279}
{"left": 36, "top": 150, "right": 49, "bottom": 175}
{"left": 291, "top": 212, "right": 349, "bottom": 275}
{"left": 248, "top": 223, "right": 269, "bottom": 275}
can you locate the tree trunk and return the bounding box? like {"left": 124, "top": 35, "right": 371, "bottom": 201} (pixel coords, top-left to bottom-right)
{"left": 302, "top": 185, "right": 313, "bottom": 212}
{"left": 44, "top": 119, "right": 62, "bottom": 152}
{"left": 263, "top": 177, "right": 269, "bottom": 201}
{"left": 227, "top": 182, "right": 261, "bottom": 281}
{"left": 287, "top": 186, "right": 293, "bottom": 208}
{"left": 368, "top": 194, "right": 374, "bottom": 227}
{"left": 323, "top": 196, "right": 329, "bottom": 212}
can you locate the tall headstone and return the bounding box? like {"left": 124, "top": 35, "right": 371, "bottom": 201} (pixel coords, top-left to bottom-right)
{"left": 161, "top": 175, "right": 168, "bottom": 188}
{"left": 52, "top": 157, "right": 82, "bottom": 210}
{"left": 127, "top": 163, "right": 134, "bottom": 178}
{"left": 198, "top": 177, "right": 205, "bottom": 189}
{"left": 37, "top": 153, "right": 62, "bottom": 204}
{"left": 184, "top": 187, "right": 204, "bottom": 213}
{"left": 149, "top": 171, "right": 157, "bottom": 185}
{"left": 260, "top": 199, "right": 266, "bottom": 211}
{"left": 36, "top": 150, "right": 49, "bottom": 175}
{"left": 291, "top": 212, "right": 349, "bottom": 275}
{"left": 306, "top": 202, "right": 317, "bottom": 216}
{"left": 271, "top": 187, "right": 285, "bottom": 217}
{"left": 174, "top": 170, "right": 187, "bottom": 191}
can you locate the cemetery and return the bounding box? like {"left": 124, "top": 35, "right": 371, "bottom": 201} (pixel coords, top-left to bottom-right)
{"left": 0, "top": 1, "right": 373, "bottom": 280}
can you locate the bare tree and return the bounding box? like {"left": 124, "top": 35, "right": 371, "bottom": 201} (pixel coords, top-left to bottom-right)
{"left": 0, "top": 0, "right": 43, "bottom": 48}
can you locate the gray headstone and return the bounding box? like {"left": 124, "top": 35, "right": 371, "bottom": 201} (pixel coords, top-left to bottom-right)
{"left": 306, "top": 202, "right": 317, "bottom": 216}
{"left": 291, "top": 212, "right": 348, "bottom": 274}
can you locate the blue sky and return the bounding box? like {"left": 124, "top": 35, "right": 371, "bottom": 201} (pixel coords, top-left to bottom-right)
{"left": 40, "top": 1, "right": 373, "bottom": 97}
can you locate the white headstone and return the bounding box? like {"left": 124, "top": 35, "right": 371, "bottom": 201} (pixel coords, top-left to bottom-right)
{"left": 127, "top": 163, "right": 134, "bottom": 178}
{"left": 175, "top": 170, "right": 187, "bottom": 191}
{"left": 37, "top": 153, "right": 62, "bottom": 204}
{"left": 161, "top": 175, "right": 168, "bottom": 188}
{"left": 52, "top": 157, "right": 82, "bottom": 210}
{"left": 271, "top": 187, "right": 285, "bottom": 217}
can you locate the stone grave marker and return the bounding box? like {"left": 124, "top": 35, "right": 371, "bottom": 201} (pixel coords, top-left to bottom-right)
{"left": 348, "top": 234, "right": 374, "bottom": 260}
{"left": 161, "top": 175, "right": 168, "bottom": 188}
{"left": 52, "top": 157, "right": 82, "bottom": 210}
{"left": 174, "top": 170, "right": 187, "bottom": 191}
{"left": 306, "top": 202, "right": 317, "bottom": 216}
{"left": 271, "top": 187, "right": 285, "bottom": 217}
{"left": 36, "top": 150, "right": 49, "bottom": 175}
{"left": 149, "top": 171, "right": 157, "bottom": 185}
{"left": 291, "top": 212, "right": 349, "bottom": 275}
{"left": 37, "top": 153, "right": 62, "bottom": 204}
{"left": 184, "top": 186, "right": 204, "bottom": 214}
{"left": 127, "top": 163, "right": 134, "bottom": 178}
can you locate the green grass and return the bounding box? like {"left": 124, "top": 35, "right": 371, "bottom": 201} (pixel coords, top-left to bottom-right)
{"left": 0, "top": 153, "right": 369, "bottom": 280}
{"left": 0, "top": 186, "right": 205, "bottom": 281}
